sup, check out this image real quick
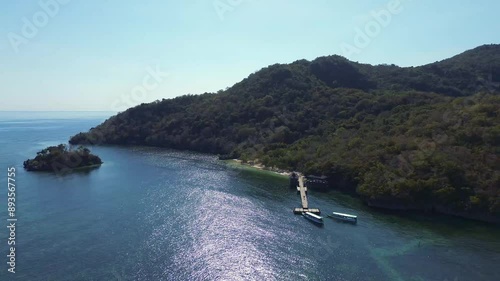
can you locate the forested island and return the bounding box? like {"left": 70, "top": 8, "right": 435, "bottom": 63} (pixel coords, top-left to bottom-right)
{"left": 24, "top": 144, "right": 103, "bottom": 172}
{"left": 70, "top": 44, "right": 500, "bottom": 223}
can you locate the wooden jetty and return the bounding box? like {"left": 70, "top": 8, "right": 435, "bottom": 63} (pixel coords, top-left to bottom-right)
{"left": 293, "top": 175, "right": 321, "bottom": 215}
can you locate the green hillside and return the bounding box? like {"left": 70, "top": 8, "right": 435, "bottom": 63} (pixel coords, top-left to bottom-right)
{"left": 70, "top": 45, "right": 500, "bottom": 222}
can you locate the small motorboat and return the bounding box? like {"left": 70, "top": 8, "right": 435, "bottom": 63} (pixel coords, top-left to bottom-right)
{"left": 330, "top": 212, "right": 357, "bottom": 224}
{"left": 302, "top": 212, "right": 324, "bottom": 225}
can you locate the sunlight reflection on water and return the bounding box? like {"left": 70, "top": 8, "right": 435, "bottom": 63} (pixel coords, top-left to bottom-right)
{"left": 2, "top": 117, "right": 499, "bottom": 281}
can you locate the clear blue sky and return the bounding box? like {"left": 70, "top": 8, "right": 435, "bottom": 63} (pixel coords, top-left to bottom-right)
{"left": 0, "top": 0, "right": 499, "bottom": 111}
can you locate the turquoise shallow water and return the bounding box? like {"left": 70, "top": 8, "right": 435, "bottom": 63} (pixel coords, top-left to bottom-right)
{"left": 0, "top": 112, "right": 499, "bottom": 281}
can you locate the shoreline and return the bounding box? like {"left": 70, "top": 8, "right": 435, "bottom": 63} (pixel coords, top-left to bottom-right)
{"left": 223, "top": 159, "right": 291, "bottom": 178}
{"left": 24, "top": 163, "right": 102, "bottom": 173}
{"left": 224, "top": 159, "right": 500, "bottom": 224}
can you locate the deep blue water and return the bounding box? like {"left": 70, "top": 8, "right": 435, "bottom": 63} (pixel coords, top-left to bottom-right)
{"left": 0, "top": 111, "right": 499, "bottom": 281}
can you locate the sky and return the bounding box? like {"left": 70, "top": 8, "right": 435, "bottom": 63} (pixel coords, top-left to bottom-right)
{"left": 0, "top": 0, "right": 499, "bottom": 111}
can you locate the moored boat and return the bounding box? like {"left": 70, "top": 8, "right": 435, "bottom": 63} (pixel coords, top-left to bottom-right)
{"left": 330, "top": 212, "right": 357, "bottom": 223}
{"left": 302, "top": 212, "right": 324, "bottom": 225}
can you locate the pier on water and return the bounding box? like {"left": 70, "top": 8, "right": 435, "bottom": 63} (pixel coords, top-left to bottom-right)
{"left": 293, "top": 175, "right": 321, "bottom": 215}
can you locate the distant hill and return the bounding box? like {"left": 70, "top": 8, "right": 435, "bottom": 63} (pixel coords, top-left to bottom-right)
{"left": 70, "top": 44, "right": 500, "bottom": 222}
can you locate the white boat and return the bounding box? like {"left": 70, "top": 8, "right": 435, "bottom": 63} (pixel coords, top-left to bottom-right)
{"left": 330, "top": 212, "right": 357, "bottom": 223}
{"left": 302, "top": 212, "right": 324, "bottom": 225}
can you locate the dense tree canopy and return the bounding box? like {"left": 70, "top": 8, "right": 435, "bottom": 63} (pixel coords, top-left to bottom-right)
{"left": 24, "top": 144, "right": 103, "bottom": 172}
{"left": 70, "top": 45, "right": 500, "bottom": 220}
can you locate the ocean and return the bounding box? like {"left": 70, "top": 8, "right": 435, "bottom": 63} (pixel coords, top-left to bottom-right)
{"left": 0, "top": 111, "right": 499, "bottom": 281}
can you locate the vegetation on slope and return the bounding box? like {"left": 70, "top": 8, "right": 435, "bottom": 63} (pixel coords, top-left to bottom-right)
{"left": 24, "top": 145, "right": 103, "bottom": 172}
{"left": 70, "top": 45, "right": 500, "bottom": 220}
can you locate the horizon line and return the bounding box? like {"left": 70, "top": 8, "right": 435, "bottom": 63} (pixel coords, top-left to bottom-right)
{"left": 0, "top": 110, "right": 118, "bottom": 112}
